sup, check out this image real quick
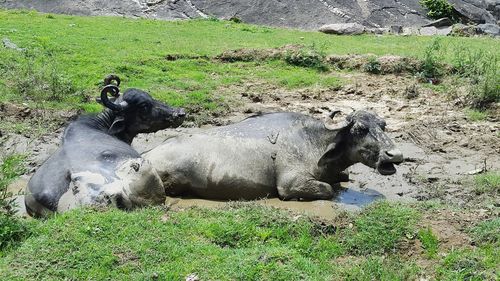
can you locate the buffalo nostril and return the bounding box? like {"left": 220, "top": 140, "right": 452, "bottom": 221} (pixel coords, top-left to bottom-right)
{"left": 177, "top": 109, "right": 186, "bottom": 117}
{"left": 385, "top": 149, "right": 403, "bottom": 162}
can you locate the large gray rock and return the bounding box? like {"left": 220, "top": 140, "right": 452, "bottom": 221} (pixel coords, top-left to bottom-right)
{"left": 0, "top": 0, "right": 498, "bottom": 30}
{"left": 449, "top": 0, "right": 497, "bottom": 24}
{"left": 419, "top": 26, "right": 453, "bottom": 36}
{"left": 390, "top": 25, "right": 404, "bottom": 34}
{"left": 319, "top": 23, "right": 365, "bottom": 35}
{"left": 485, "top": 0, "right": 500, "bottom": 20}
{"left": 477, "top": 23, "right": 500, "bottom": 35}
{"left": 422, "top": 17, "right": 454, "bottom": 27}
{"left": 451, "top": 23, "right": 481, "bottom": 36}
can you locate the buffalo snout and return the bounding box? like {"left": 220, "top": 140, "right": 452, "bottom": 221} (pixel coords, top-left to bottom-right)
{"left": 149, "top": 102, "right": 186, "bottom": 129}
{"left": 377, "top": 148, "right": 403, "bottom": 175}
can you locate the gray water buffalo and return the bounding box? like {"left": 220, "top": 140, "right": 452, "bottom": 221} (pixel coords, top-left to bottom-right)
{"left": 25, "top": 76, "right": 186, "bottom": 217}
{"left": 144, "top": 110, "right": 403, "bottom": 200}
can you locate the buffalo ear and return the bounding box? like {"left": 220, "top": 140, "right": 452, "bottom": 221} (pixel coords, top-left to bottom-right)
{"left": 318, "top": 142, "right": 344, "bottom": 166}
{"left": 108, "top": 116, "right": 126, "bottom": 135}
{"left": 318, "top": 121, "right": 354, "bottom": 166}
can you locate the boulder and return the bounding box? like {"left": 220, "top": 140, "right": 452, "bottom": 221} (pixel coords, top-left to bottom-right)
{"left": 449, "top": 0, "right": 497, "bottom": 24}
{"left": 367, "top": 27, "right": 390, "bottom": 34}
{"left": 422, "top": 17, "right": 454, "bottom": 27}
{"left": 319, "top": 23, "right": 365, "bottom": 35}
{"left": 402, "top": 26, "right": 420, "bottom": 35}
{"left": 390, "top": 25, "right": 404, "bottom": 34}
{"left": 451, "top": 23, "right": 480, "bottom": 36}
{"left": 477, "top": 23, "right": 500, "bottom": 36}
{"left": 485, "top": 0, "right": 500, "bottom": 20}
{"left": 419, "top": 26, "right": 452, "bottom": 36}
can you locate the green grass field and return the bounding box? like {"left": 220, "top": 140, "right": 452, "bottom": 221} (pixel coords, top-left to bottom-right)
{"left": 0, "top": 9, "right": 498, "bottom": 112}
{"left": 1, "top": 201, "right": 498, "bottom": 280}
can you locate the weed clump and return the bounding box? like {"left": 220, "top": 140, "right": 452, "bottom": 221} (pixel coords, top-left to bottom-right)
{"left": 0, "top": 49, "right": 81, "bottom": 103}
{"left": 469, "top": 218, "right": 499, "bottom": 245}
{"left": 453, "top": 48, "right": 499, "bottom": 109}
{"left": 283, "top": 45, "right": 328, "bottom": 72}
{"left": 0, "top": 154, "right": 29, "bottom": 250}
{"left": 418, "top": 228, "right": 439, "bottom": 258}
{"left": 465, "top": 109, "right": 488, "bottom": 121}
{"left": 420, "top": 0, "right": 456, "bottom": 21}
{"left": 473, "top": 171, "right": 499, "bottom": 195}
{"left": 418, "top": 38, "right": 444, "bottom": 83}
{"left": 363, "top": 56, "right": 381, "bottom": 74}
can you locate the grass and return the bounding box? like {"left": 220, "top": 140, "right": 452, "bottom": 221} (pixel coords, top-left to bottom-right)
{"left": 436, "top": 246, "right": 498, "bottom": 281}
{"left": 0, "top": 9, "right": 498, "bottom": 114}
{"left": 1, "top": 201, "right": 496, "bottom": 280}
{"left": 0, "top": 154, "right": 30, "bottom": 252}
{"left": 418, "top": 228, "right": 439, "bottom": 258}
{"left": 473, "top": 171, "right": 500, "bottom": 195}
{"left": 340, "top": 202, "right": 418, "bottom": 255}
{"left": 466, "top": 109, "right": 488, "bottom": 121}
{"left": 0, "top": 202, "right": 422, "bottom": 280}
{"left": 469, "top": 218, "right": 500, "bottom": 245}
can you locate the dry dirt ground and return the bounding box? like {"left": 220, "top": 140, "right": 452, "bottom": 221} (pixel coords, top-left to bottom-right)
{"left": 1, "top": 71, "right": 498, "bottom": 218}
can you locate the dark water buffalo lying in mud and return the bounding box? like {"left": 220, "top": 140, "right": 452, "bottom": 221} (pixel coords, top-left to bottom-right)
{"left": 25, "top": 76, "right": 186, "bottom": 217}
{"left": 144, "top": 110, "right": 403, "bottom": 201}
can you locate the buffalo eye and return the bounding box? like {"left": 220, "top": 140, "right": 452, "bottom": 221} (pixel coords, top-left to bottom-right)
{"left": 352, "top": 123, "right": 369, "bottom": 135}
{"left": 379, "top": 121, "right": 387, "bottom": 131}
{"left": 139, "top": 104, "right": 150, "bottom": 114}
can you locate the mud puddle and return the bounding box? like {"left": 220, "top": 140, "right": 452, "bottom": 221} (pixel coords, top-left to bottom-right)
{"left": 165, "top": 188, "right": 381, "bottom": 221}
{"left": 9, "top": 177, "right": 387, "bottom": 220}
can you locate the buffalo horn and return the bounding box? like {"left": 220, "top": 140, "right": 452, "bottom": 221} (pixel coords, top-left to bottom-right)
{"left": 103, "top": 74, "right": 121, "bottom": 87}
{"left": 101, "top": 85, "right": 127, "bottom": 112}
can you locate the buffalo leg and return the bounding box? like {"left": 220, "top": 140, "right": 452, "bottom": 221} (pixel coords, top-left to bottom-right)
{"left": 277, "top": 173, "right": 334, "bottom": 200}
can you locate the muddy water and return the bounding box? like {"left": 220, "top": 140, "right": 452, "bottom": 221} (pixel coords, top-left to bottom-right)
{"left": 10, "top": 179, "right": 387, "bottom": 220}
{"left": 165, "top": 186, "right": 386, "bottom": 220}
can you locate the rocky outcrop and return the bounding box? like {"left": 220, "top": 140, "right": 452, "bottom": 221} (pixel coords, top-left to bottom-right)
{"left": 477, "top": 23, "right": 500, "bottom": 35}
{"left": 319, "top": 23, "right": 365, "bottom": 35}
{"left": 0, "top": 0, "right": 498, "bottom": 30}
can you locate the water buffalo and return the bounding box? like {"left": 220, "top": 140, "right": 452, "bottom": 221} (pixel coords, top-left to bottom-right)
{"left": 144, "top": 110, "right": 403, "bottom": 200}
{"left": 25, "top": 76, "right": 186, "bottom": 217}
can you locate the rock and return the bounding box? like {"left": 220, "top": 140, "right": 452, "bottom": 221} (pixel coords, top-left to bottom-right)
{"left": 451, "top": 23, "right": 480, "bottom": 36}
{"left": 422, "top": 17, "right": 454, "bottom": 27}
{"left": 485, "top": 0, "right": 500, "bottom": 20}
{"left": 1, "top": 0, "right": 497, "bottom": 30}
{"left": 2, "top": 38, "right": 24, "bottom": 51}
{"left": 319, "top": 23, "right": 365, "bottom": 35}
{"left": 466, "top": 168, "right": 484, "bottom": 175}
{"left": 477, "top": 23, "right": 500, "bottom": 36}
{"left": 449, "top": 0, "right": 497, "bottom": 24}
{"left": 402, "top": 26, "right": 420, "bottom": 35}
{"left": 419, "top": 26, "right": 452, "bottom": 36}
{"left": 390, "top": 25, "right": 403, "bottom": 34}
{"left": 367, "top": 27, "right": 389, "bottom": 34}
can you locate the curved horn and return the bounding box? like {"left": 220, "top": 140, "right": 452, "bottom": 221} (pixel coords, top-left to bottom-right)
{"left": 103, "top": 74, "right": 121, "bottom": 88}
{"left": 101, "top": 85, "right": 125, "bottom": 112}
{"left": 329, "top": 110, "right": 342, "bottom": 119}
